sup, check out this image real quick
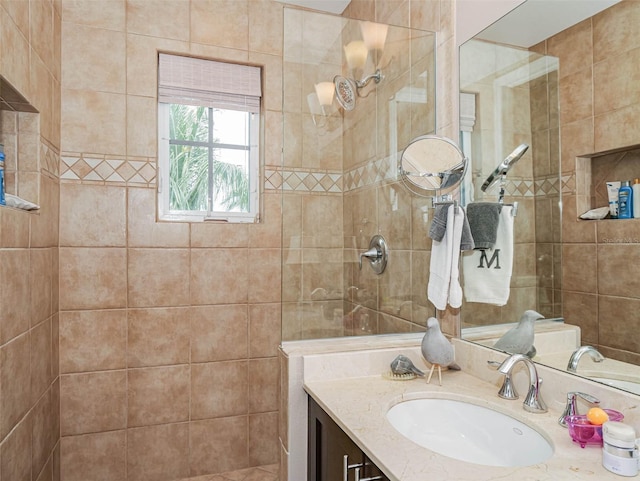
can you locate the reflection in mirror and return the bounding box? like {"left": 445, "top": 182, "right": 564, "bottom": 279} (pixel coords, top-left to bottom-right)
{"left": 459, "top": 39, "right": 561, "bottom": 328}
{"left": 399, "top": 135, "right": 466, "bottom": 192}
{"left": 459, "top": 0, "right": 640, "bottom": 397}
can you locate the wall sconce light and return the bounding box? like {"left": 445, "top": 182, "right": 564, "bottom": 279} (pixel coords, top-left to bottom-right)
{"left": 314, "top": 81, "right": 336, "bottom": 114}
{"left": 343, "top": 40, "right": 368, "bottom": 71}
{"left": 333, "top": 21, "right": 388, "bottom": 111}
{"left": 310, "top": 82, "right": 337, "bottom": 128}
{"left": 360, "top": 21, "right": 388, "bottom": 55}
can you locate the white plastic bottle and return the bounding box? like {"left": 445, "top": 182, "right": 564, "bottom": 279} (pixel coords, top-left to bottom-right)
{"left": 633, "top": 179, "right": 640, "bottom": 219}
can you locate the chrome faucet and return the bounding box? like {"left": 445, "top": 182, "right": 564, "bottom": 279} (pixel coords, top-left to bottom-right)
{"left": 498, "top": 353, "right": 547, "bottom": 413}
{"left": 567, "top": 345, "right": 605, "bottom": 372}
{"left": 558, "top": 391, "right": 600, "bottom": 427}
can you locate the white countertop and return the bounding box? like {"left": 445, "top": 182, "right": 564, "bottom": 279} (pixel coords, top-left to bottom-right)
{"left": 302, "top": 342, "right": 640, "bottom": 481}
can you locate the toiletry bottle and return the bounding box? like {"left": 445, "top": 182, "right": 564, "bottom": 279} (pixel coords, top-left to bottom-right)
{"left": 602, "top": 421, "right": 639, "bottom": 477}
{"left": 618, "top": 181, "right": 633, "bottom": 219}
{"left": 0, "top": 143, "right": 5, "bottom": 206}
{"left": 633, "top": 179, "right": 640, "bottom": 219}
{"left": 607, "top": 181, "right": 621, "bottom": 218}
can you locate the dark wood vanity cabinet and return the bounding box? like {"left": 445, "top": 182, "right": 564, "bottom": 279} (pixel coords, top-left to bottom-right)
{"left": 308, "top": 397, "right": 390, "bottom": 481}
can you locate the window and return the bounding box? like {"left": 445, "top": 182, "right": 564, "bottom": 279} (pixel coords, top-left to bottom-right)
{"left": 158, "top": 54, "right": 262, "bottom": 222}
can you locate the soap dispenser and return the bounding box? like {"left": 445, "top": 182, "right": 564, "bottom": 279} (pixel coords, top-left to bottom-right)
{"left": 618, "top": 181, "right": 633, "bottom": 219}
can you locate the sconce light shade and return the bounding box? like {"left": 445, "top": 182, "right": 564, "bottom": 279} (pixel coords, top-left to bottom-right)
{"left": 314, "top": 81, "right": 335, "bottom": 107}
{"left": 306, "top": 92, "right": 323, "bottom": 116}
{"left": 360, "top": 21, "right": 388, "bottom": 52}
{"left": 343, "top": 40, "right": 368, "bottom": 70}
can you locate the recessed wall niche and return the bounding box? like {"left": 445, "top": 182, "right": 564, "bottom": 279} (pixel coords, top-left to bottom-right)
{"left": 576, "top": 145, "right": 640, "bottom": 218}
{"left": 0, "top": 75, "right": 41, "bottom": 206}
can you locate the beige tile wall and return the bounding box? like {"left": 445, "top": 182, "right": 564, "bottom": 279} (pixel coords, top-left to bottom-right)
{"left": 539, "top": 0, "right": 640, "bottom": 364}
{"left": 59, "top": 1, "right": 282, "bottom": 480}
{"left": 0, "top": 1, "right": 61, "bottom": 481}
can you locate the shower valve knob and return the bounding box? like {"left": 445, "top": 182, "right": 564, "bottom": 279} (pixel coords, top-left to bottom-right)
{"left": 359, "top": 247, "right": 380, "bottom": 268}
{"left": 358, "top": 235, "right": 388, "bottom": 275}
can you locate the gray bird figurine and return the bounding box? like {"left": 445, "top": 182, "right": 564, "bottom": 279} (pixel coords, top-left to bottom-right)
{"left": 421, "top": 317, "right": 461, "bottom": 385}
{"left": 390, "top": 354, "right": 425, "bottom": 377}
{"left": 493, "top": 310, "right": 544, "bottom": 358}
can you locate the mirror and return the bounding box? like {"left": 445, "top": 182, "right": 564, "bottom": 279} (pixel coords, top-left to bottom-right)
{"left": 459, "top": 0, "right": 640, "bottom": 395}
{"left": 399, "top": 135, "right": 466, "bottom": 192}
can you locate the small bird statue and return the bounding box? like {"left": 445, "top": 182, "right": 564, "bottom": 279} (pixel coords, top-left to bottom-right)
{"left": 390, "top": 354, "right": 425, "bottom": 377}
{"left": 421, "top": 317, "right": 461, "bottom": 385}
{"left": 493, "top": 310, "right": 544, "bottom": 358}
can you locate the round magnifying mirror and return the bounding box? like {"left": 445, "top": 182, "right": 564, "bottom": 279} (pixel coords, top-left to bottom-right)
{"left": 399, "top": 135, "right": 467, "bottom": 192}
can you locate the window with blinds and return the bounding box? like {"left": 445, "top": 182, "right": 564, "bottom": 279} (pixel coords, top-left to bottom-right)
{"left": 157, "top": 53, "right": 262, "bottom": 222}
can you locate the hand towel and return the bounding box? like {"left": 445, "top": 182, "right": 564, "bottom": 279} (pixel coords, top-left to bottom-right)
{"left": 448, "top": 206, "right": 466, "bottom": 308}
{"left": 430, "top": 203, "right": 474, "bottom": 248}
{"left": 461, "top": 205, "right": 514, "bottom": 306}
{"left": 466, "top": 202, "right": 502, "bottom": 249}
{"left": 428, "top": 205, "right": 456, "bottom": 310}
{"left": 459, "top": 208, "right": 475, "bottom": 251}
{"left": 428, "top": 203, "right": 451, "bottom": 241}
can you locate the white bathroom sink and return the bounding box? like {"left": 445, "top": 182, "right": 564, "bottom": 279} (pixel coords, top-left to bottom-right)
{"left": 386, "top": 398, "right": 554, "bottom": 467}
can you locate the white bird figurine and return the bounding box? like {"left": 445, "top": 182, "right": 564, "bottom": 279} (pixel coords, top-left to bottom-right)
{"left": 493, "top": 310, "right": 544, "bottom": 358}
{"left": 421, "top": 317, "right": 460, "bottom": 385}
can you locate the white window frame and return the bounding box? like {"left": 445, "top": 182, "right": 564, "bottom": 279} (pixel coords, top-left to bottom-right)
{"left": 158, "top": 104, "right": 260, "bottom": 223}
{"left": 157, "top": 54, "right": 261, "bottom": 223}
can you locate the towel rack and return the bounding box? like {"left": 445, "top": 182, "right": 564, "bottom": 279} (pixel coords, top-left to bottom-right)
{"left": 502, "top": 201, "right": 518, "bottom": 217}
{"left": 431, "top": 194, "right": 458, "bottom": 209}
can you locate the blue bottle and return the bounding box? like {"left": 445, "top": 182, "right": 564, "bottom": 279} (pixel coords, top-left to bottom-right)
{"left": 618, "top": 180, "right": 633, "bottom": 219}
{"left": 0, "top": 143, "right": 5, "bottom": 206}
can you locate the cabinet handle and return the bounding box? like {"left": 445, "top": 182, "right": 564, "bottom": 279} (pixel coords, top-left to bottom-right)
{"left": 344, "top": 455, "right": 372, "bottom": 481}
{"left": 343, "top": 455, "right": 348, "bottom": 481}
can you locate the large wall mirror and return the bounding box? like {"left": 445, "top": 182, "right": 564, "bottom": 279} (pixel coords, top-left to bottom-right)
{"left": 459, "top": 0, "right": 640, "bottom": 396}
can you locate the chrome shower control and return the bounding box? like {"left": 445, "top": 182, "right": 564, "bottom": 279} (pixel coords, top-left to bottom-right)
{"left": 359, "top": 235, "right": 388, "bottom": 275}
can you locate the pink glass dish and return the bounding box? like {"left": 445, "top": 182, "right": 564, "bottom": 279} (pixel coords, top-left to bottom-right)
{"left": 565, "top": 409, "right": 624, "bottom": 448}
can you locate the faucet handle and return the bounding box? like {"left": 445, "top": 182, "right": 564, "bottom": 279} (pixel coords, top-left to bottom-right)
{"left": 523, "top": 377, "right": 547, "bottom": 414}
{"left": 487, "top": 360, "right": 518, "bottom": 400}
{"left": 558, "top": 391, "right": 600, "bottom": 427}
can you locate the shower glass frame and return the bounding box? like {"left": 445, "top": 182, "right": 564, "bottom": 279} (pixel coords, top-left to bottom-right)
{"left": 281, "top": 7, "right": 437, "bottom": 342}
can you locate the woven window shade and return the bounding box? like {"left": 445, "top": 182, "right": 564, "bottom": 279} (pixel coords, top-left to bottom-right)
{"left": 158, "top": 54, "right": 262, "bottom": 113}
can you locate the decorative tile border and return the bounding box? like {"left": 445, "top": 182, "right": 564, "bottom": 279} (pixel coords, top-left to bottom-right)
{"left": 265, "top": 168, "right": 343, "bottom": 193}
{"left": 561, "top": 173, "right": 576, "bottom": 195}
{"left": 41, "top": 141, "right": 60, "bottom": 178}
{"left": 59, "top": 151, "right": 569, "bottom": 197}
{"left": 60, "top": 153, "right": 156, "bottom": 186}
{"left": 343, "top": 156, "right": 396, "bottom": 192}
{"left": 269, "top": 162, "right": 564, "bottom": 197}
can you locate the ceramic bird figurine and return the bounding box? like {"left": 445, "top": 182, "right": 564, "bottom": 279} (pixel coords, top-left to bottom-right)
{"left": 493, "top": 310, "right": 544, "bottom": 358}
{"left": 390, "top": 354, "right": 425, "bottom": 377}
{"left": 421, "top": 317, "right": 461, "bottom": 385}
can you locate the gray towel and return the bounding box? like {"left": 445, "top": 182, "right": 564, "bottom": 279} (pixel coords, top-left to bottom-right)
{"left": 428, "top": 204, "right": 451, "bottom": 241}
{"left": 460, "top": 209, "right": 475, "bottom": 251}
{"left": 466, "top": 202, "right": 501, "bottom": 249}
{"left": 429, "top": 204, "right": 475, "bottom": 250}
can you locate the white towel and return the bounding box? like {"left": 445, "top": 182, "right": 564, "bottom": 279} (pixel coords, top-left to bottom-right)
{"left": 448, "top": 207, "right": 465, "bottom": 308}
{"left": 462, "top": 205, "right": 514, "bottom": 305}
{"left": 428, "top": 205, "right": 465, "bottom": 310}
